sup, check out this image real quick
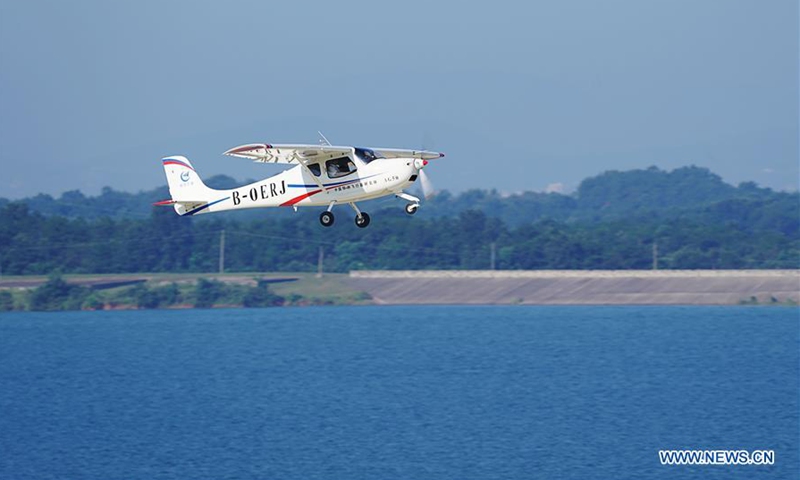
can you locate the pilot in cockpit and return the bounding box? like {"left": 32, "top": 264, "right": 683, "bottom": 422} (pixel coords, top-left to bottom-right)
{"left": 327, "top": 162, "right": 340, "bottom": 177}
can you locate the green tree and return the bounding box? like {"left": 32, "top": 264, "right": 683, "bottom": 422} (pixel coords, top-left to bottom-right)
{"left": 29, "top": 274, "right": 89, "bottom": 311}
{"left": 243, "top": 280, "right": 284, "bottom": 308}
{"left": 194, "top": 279, "right": 223, "bottom": 308}
{"left": 0, "top": 291, "right": 14, "bottom": 311}
{"left": 82, "top": 294, "right": 105, "bottom": 311}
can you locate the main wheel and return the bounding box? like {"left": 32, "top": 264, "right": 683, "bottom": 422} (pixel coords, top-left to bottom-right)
{"left": 405, "top": 203, "right": 419, "bottom": 215}
{"left": 355, "top": 212, "right": 371, "bottom": 228}
{"left": 320, "top": 211, "right": 335, "bottom": 227}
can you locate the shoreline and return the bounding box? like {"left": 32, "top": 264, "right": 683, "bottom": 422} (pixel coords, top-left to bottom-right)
{"left": 1, "top": 270, "right": 798, "bottom": 310}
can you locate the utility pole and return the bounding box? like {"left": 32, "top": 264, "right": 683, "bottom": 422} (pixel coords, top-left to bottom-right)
{"left": 652, "top": 241, "right": 658, "bottom": 270}
{"left": 490, "top": 242, "right": 497, "bottom": 270}
{"left": 317, "top": 246, "right": 324, "bottom": 278}
{"left": 219, "top": 229, "right": 226, "bottom": 274}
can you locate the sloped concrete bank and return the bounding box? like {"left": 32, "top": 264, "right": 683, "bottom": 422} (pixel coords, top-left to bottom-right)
{"left": 347, "top": 270, "right": 800, "bottom": 305}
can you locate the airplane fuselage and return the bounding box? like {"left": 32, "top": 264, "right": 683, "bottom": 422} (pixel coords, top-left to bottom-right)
{"left": 181, "top": 157, "right": 416, "bottom": 216}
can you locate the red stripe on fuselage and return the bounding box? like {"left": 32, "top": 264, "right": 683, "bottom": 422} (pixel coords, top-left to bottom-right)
{"left": 280, "top": 189, "right": 322, "bottom": 207}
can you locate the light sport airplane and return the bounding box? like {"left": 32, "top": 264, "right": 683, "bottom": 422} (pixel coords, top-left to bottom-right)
{"left": 156, "top": 139, "right": 444, "bottom": 228}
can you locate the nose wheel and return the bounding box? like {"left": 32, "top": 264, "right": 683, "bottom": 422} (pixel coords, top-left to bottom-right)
{"left": 355, "top": 212, "right": 371, "bottom": 228}
{"left": 405, "top": 203, "right": 419, "bottom": 215}
{"left": 320, "top": 211, "right": 335, "bottom": 227}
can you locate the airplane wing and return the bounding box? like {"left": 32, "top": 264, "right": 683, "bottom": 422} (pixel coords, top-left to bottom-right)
{"left": 371, "top": 148, "right": 445, "bottom": 160}
{"left": 224, "top": 143, "right": 353, "bottom": 189}
{"left": 223, "top": 143, "right": 353, "bottom": 164}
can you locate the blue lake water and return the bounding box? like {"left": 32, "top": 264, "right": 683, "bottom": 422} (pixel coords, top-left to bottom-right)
{"left": 0, "top": 306, "right": 797, "bottom": 479}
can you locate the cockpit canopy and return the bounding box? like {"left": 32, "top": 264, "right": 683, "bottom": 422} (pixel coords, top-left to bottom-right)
{"left": 354, "top": 147, "right": 384, "bottom": 164}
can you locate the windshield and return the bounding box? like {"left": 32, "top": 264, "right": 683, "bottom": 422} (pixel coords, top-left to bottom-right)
{"left": 354, "top": 147, "right": 383, "bottom": 164}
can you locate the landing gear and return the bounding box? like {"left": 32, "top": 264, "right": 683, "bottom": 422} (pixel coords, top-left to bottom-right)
{"left": 396, "top": 192, "right": 421, "bottom": 216}
{"left": 349, "top": 202, "right": 370, "bottom": 228}
{"left": 320, "top": 201, "right": 336, "bottom": 227}
{"left": 355, "top": 212, "right": 371, "bottom": 228}
{"left": 320, "top": 202, "right": 371, "bottom": 228}
{"left": 320, "top": 211, "right": 334, "bottom": 227}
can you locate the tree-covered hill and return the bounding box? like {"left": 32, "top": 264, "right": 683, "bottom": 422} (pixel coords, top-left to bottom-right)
{"left": 0, "top": 196, "right": 797, "bottom": 275}
{"left": 2, "top": 165, "right": 794, "bottom": 226}
{"left": 0, "top": 165, "right": 796, "bottom": 274}
{"left": 574, "top": 166, "right": 741, "bottom": 214}
{"left": 421, "top": 166, "right": 787, "bottom": 224}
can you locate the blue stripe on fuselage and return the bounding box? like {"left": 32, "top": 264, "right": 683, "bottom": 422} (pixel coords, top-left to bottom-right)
{"left": 181, "top": 196, "right": 230, "bottom": 216}
{"left": 288, "top": 173, "right": 381, "bottom": 189}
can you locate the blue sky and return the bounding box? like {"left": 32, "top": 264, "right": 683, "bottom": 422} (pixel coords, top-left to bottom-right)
{"left": 1, "top": 0, "right": 797, "bottom": 198}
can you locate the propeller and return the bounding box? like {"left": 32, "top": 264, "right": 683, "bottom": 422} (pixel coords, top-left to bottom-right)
{"left": 419, "top": 167, "right": 435, "bottom": 199}
{"left": 417, "top": 134, "right": 439, "bottom": 200}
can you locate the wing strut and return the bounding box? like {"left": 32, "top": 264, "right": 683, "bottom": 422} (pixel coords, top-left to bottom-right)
{"left": 291, "top": 151, "right": 326, "bottom": 189}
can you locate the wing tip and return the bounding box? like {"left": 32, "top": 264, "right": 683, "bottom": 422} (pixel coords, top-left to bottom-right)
{"left": 223, "top": 143, "right": 273, "bottom": 156}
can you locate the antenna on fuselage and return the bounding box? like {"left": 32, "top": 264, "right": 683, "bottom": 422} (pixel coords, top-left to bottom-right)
{"left": 317, "top": 131, "right": 332, "bottom": 146}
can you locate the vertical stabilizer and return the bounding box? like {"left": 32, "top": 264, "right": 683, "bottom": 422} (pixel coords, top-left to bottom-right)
{"left": 160, "top": 156, "right": 224, "bottom": 215}
{"left": 161, "top": 156, "right": 214, "bottom": 203}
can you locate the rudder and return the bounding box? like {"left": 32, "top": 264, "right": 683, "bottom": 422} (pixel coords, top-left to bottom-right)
{"left": 161, "top": 156, "right": 213, "bottom": 203}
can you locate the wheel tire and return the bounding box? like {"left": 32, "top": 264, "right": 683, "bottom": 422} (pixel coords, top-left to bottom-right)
{"left": 405, "top": 204, "right": 419, "bottom": 215}
{"left": 320, "top": 211, "right": 335, "bottom": 227}
{"left": 355, "top": 212, "right": 371, "bottom": 228}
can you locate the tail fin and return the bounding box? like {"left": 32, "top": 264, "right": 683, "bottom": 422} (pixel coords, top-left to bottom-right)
{"left": 162, "top": 156, "right": 212, "bottom": 200}
{"left": 160, "top": 156, "right": 216, "bottom": 215}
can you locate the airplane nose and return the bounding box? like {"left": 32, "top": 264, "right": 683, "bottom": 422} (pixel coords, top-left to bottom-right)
{"left": 414, "top": 158, "right": 427, "bottom": 170}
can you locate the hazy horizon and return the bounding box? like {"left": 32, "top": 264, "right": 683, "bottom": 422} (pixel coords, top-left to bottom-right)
{"left": 1, "top": 0, "right": 797, "bottom": 199}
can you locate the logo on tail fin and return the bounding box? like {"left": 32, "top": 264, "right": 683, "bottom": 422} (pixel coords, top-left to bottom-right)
{"left": 180, "top": 171, "right": 190, "bottom": 182}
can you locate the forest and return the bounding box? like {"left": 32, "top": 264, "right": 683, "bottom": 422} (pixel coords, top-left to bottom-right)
{"left": 0, "top": 166, "right": 797, "bottom": 275}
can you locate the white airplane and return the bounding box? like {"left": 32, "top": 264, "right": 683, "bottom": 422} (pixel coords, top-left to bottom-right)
{"left": 157, "top": 138, "right": 444, "bottom": 228}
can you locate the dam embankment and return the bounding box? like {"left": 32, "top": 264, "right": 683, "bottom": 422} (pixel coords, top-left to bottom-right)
{"left": 347, "top": 270, "right": 800, "bottom": 305}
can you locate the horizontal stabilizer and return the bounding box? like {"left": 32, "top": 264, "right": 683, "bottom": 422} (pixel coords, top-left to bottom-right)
{"left": 153, "top": 199, "right": 206, "bottom": 207}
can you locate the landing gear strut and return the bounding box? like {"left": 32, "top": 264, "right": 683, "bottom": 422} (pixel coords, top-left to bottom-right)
{"left": 349, "top": 202, "right": 370, "bottom": 228}
{"left": 396, "top": 192, "right": 422, "bottom": 216}
{"left": 319, "top": 201, "right": 337, "bottom": 227}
